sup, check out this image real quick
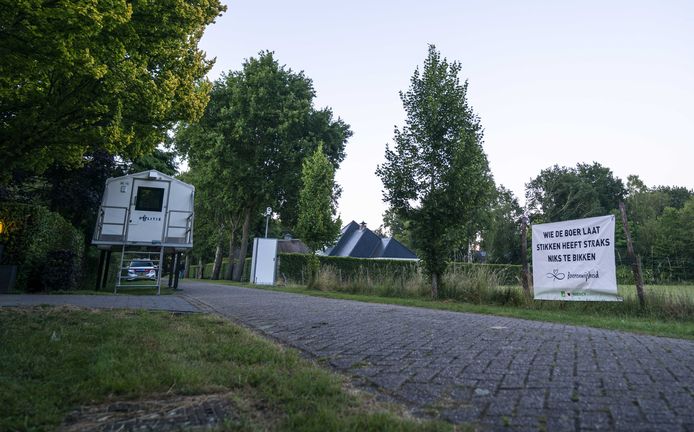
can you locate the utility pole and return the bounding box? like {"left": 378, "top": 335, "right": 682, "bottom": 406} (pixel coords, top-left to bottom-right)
{"left": 264, "top": 207, "right": 272, "bottom": 238}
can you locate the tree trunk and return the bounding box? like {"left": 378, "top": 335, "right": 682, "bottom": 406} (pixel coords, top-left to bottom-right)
{"left": 224, "top": 219, "right": 238, "bottom": 280}
{"left": 211, "top": 236, "right": 223, "bottom": 280}
{"left": 196, "top": 257, "right": 203, "bottom": 279}
{"left": 431, "top": 272, "right": 439, "bottom": 299}
{"left": 233, "top": 207, "right": 252, "bottom": 281}
{"left": 184, "top": 254, "right": 190, "bottom": 279}
{"left": 224, "top": 233, "right": 235, "bottom": 280}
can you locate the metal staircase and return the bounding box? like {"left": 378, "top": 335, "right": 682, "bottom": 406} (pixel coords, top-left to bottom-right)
{"left": 115, "top": 246, "right": 164, "bottom": 295}
{"left": 113, "top": 209, "right": 163, "bottom": 295}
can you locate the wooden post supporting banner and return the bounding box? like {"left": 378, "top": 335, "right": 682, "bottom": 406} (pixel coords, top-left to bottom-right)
{"left": 520, "top": 215, "right": 531, "bottom": 296}
{"left": 619, "top": 202, "right": 645, "bottom": 307}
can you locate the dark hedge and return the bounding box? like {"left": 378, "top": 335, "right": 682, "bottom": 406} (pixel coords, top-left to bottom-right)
{"left": 0, "top": 203, "right": 84, "bottom": 291}
{"left": 276, "top": 254, "right": 419, "bottom": 285}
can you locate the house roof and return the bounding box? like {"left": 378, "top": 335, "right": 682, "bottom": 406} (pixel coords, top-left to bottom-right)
{"left": 278, "top": 239, "right": 311, "bottom": 254}
{"left": 326, "top": 221, "right": 417, "bottom": 260}
{"left": 106, "top": 169, "right": 194, "bottom": 191}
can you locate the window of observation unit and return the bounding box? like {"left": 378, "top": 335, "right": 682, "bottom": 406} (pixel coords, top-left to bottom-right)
{"left": 135, "top": 187, "right": 165, "bottom": 212}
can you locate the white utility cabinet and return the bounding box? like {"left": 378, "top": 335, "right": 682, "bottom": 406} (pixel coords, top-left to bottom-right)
{"left": 250, "top": 238, "right": 278, "bottom": 285}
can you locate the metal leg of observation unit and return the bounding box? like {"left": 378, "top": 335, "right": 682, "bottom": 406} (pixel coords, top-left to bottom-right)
{"left": 168, "top": 252, "right": 175, "bottom": 289}
{"left": 157, "top": 248, "right": 164, "bottom": 296}
{"left": 173, "top": 253, "right": 181, "bottom": 290}
{"left": 95, "top": 250, "right": 106, "bottom": 291}
{"left": 102, "top": 250, "right": 112, "bottom": 291}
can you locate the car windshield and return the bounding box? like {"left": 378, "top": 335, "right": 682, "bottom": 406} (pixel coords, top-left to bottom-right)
{"left": 130, "top": 260, "right": 154, "bottom": 268}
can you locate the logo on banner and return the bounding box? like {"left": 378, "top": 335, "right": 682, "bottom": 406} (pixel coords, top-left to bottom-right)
{"left": 546, "top": 269, "right": 565, "bottom": 281}
{"left": 567, "top": 270, "right": 600, "bottom": 282}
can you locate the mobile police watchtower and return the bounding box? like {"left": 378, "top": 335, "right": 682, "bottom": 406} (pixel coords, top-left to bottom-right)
{"left": 92, "top": 170, "right": 194, "bottom": 294}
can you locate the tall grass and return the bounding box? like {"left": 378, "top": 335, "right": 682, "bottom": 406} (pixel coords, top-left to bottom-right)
{"left": 308, "top": 264, "right": 694, "bottom": 322}
{"left": 313, "top": 265, "right": 430, "bottom": 298}
{"left": 311, "top": 265, "right": 526, "bottom": 306}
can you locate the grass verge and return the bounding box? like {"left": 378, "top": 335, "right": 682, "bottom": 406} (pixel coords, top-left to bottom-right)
{"left": 54, "top": 286, "right": 179, "bottom": 296}
{"left": 0, "top": 306, "right": 451, "bottom": 431}
{"left": 192, "top": 279, "right": 694, "bottom": 340}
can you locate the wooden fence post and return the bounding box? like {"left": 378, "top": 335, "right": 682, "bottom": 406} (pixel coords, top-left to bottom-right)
{"left": 520, "top": 215, "right": 531, "bottom": 296}
{"left": 619, "top": 202, "right": 645, "bottom": 307}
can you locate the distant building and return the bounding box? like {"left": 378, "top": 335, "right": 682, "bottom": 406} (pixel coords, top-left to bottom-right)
{"left": 278, "top": 237, "right": 311, "bottom": 254}
{"left": 325, "top": 221, "right": 417, "bottom": 260}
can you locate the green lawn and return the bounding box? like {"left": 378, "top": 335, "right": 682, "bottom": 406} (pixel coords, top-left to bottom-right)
{"left": 0, "top": 307, "right": 451, "bottom": 431}
{"left": 39, "top": 277, "right": 181, "bottom": 295}
{"left": 618, "top": 283, "right": 694, "bottom": 301}
{"left": 53, "top": 287, "right": 178, "bottom": 296}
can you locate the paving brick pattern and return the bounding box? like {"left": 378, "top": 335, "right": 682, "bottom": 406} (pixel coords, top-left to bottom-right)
{"left": 182, "top": 281, "right": 694, "bottom": 431}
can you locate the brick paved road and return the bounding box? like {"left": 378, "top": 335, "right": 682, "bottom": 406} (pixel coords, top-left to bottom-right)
{"left": 181, "top": 281, "right": 694, "bottom": 431}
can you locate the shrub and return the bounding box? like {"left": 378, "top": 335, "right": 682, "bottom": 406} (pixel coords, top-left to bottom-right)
{"left": 188, "top": 257, "right": 251, "bottom": 282}
{"left": 42, "top": 250, "right": 80, "bottom": 291}
{"left": 202, "top": 260, "right": 234, "bottom": 280}
{"left": 242, "top": 257, "right": 251, "bottom": 282}
{"left": 616, "top": 265, "right": 655, "bottom": 285}
{"left": 0, "top": 203, "right": 84, "bottom": 291}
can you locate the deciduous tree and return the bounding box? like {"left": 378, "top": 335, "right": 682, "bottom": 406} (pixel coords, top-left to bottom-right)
{"left": 295, "top": 144, "right": 341, "bottom": 252}
{"left": 653, "top": 197, "right": 694, "bottom": 281}
{"left": 175, "top": 52, "right": 350, "bottom": 281}
{"left": 295, "top": 144, "right": 341, "bottom": 286}
{"left": 482, "top": 186, "right": 523, "bottom": 264}
{"left": 624, "top": 176, "right": 694, "bottom": 280}
{"left": 0, "top": 0, "right": 225, "bottom": 181}
{"left": 381, "top": 208, "right": 414, "bottom": 249}
{"left": 376, "top": 45, "right": 494, "bottom": 298}
{"left": 525, "top": 162, "right": 626, "bottom": 223}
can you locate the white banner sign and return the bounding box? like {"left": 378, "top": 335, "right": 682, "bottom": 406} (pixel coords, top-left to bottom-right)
{"left": 532, "top": 215, "right": 621, "bottom": 301}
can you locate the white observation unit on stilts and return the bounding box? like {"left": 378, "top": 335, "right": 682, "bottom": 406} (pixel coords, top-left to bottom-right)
{"left": 92, "top": 170, "right": 195, "bottom": 294}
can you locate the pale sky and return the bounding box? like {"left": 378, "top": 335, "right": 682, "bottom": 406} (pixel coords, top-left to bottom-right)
{"left": 198, "top": 0, "right": 694, "bottom": 229}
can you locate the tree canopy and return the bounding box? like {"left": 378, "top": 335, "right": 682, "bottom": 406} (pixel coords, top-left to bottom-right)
{"left": 295, "top": 144, "right": 341, "bottom": 252}
{"left": 175, "top": 51, "right": 351, "bottom": 280}
{"left": 525, "top": 162, "right": 626, "bottom": 223}
{"left": 376, "top": 45, "right": 494, "bottom": 297}
{"left": 623, "top": 176, "right": 694, "bottom": 281}
{"left": 482, "top": 186, "right": 523, "bottom": 264}
{"left": 0, "top": 0, "right": 225, "bottom": 182}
